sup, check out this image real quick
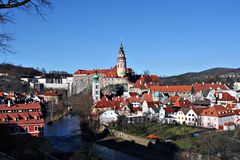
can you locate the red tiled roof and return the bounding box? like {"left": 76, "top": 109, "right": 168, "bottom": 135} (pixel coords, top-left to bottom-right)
{"left": 141, "top": 94, "right": 153, "bottom": 102}
{"left": 226, "top": 104, "right": 236, "bottom": 109}
{"left": 74, "top": 66, "right": 133, "bottom": 78}
{"left": 6, "top": 94, "right": 14, "bottom": 100}
{"left": 164, "top": 107, "right": 174, "bottom": 113}
{"left": 216, "top": 92, "right": 236, "bottom": 102}
{"left": 0, "top": 92, "right": 4, "bottom": 97}
{"left": 128, "top": 96, "right": 141, "bottom": 102}
{"left": 224, "top": 122, "right": 235, "bottom": 126}
{"left": 149, "top": 85, "right": 192, "bottom": 93}
{"left": 135, "top": 75, "right": 160, "bottom": 86}
{"left": 44, "top": 91, "right": 59, "bottom": 96}
{"left": 147, "top": 134, "right": 159, "bottom": 139}
{"left": 192, "top": 108, "right": 206, "bottom": 115}
{"left": 170, "top": 96, "right": 180, "bottom": 103}
{"left": 173, "top": 98, "right": 193, "bottom": 108}
{"left": 200, "top": 105, "right": 234, "bottom": 117}
{"left": 233, "top": 109, "right": 240, "bottom": 115}
{"left": 0, "top": 102, "right": 41, "bottom": 111}
{"left": 95, "top": 100, "right": 121, "bottom": 109}
{"left": 129, "top": 92, "right": 138, "bottom": 97}
{"left": 193, "top": 83, "right": 228, "bottom": 93}
{"left": 0, "top": 111, "right": 44, "bottom": 125}
{"left": 132, "top": 107, "right": 142, "bottom": 111}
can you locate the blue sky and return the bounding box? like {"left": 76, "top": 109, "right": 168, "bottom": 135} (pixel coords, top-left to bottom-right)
{"left": 1, "top": 0, "right": 240, "bottom": 76}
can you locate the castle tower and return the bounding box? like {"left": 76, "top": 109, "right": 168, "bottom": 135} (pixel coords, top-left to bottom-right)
{"left": 92, "top": 73, "right": 100, "bottom": 102}
{"left": 117, "top": 43, "right": 127, "bottom": 77}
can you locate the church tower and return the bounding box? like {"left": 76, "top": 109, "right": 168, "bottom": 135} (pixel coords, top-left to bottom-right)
{"left": 117, "top": 43, "right": 127, "bottom": 77}
{"left": 92, "top": 73, "right": 100, "bottom": 102}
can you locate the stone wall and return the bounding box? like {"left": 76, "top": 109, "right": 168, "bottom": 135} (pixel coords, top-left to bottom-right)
{"left": 110, "top": 129, "right": 151, "bottom": 146}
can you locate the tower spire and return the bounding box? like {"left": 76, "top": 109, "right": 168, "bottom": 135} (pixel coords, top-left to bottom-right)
{"left": 117, "top": 43, "right": 127, "bottom": 77}
{"left": 120, "top": 43, "right": 124, "bottom": 50}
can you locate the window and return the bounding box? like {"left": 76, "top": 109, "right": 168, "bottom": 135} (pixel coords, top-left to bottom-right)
{"left": 96, "top": 91, "right": 99, "bottom": 94}
{"left": 96, "top": 85, "right": 98, "bottom": 89}
{"left": 34, "top": 126, "right": 38, "bottom": 131}
{"left": 25, "top": 126, "right": 29, "bottom": 132}
{"left": 15, "top": 127, "right": 19, "bottom": 133}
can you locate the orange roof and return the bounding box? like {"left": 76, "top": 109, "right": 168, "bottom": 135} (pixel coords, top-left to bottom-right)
{"left": 226, "top": 104, "right": 236, "bottom": 109}
{"left": 141, "top": 94, "right": 153, "bottom": 102}
{"left": 45, "top": 91, "right": 59, "bottom": 96}
{"left": 149, "top": 85, "right": 192, "bottom": 93}
{"left": 216, "top": 92, "right": 236, "bottom": 102}
{"left": 129, "top": 92, "right": 138, "bottom": 97}
{"left": 200, "top": 105, "right": 234, "bottom": 117}
{"left": 170, "top": 96, "right": 180, "bottom": 103}
{"left": 173, "top": 98, "right": 193, "bottom": 108}
{"left": 0, "top": 102, "right": 41, "bottom": 111}
{"left": 0, "top": 92, "right": 4, "bottom": 97}
{"left": 193, "top": 83, "right": 228, "bottom": 93}
{"left": 164, "top": 107, "right": 174, "bottom": 113}
{"left": 147, "top": 134, "right": 159, "bottom": 139}
{"left": 128, "top": 96, "right": 141, "bottom": 102}
{"left": 192, "top": 107, "right": 206, "bottom": 115}
{"left": 95, "top": 99, "right": 121, "bottom": 109}
{"left": 233, "top": 109, "right": 240, "bottom": 115}
{"left": 224, "top": 122, "right": 235, "bottom": 126}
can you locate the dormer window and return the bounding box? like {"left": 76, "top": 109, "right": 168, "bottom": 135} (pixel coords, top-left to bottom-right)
{"left": 25, "top": 116, "right": 30, "bottom": 121}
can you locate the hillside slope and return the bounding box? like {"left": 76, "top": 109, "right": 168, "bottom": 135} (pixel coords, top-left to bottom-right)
{"left": 161, "top": 68, "right": 240, "bottom": 87}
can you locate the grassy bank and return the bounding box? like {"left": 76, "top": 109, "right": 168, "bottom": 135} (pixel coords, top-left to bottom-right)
{"left": 111, "top": 123, "right": 207, "bottom": 149}
{"left": 111, "top": 122, "right": 240, "bottom": 159}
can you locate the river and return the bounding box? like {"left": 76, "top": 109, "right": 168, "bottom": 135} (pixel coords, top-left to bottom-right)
{"left": 44, "top": 114, "right": 140, "bottom": 160}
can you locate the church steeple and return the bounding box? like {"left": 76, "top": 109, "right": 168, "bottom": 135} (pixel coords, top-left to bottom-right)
{"left": 117, "top": 43, "right": 127, "bottom": 77}
{"left": 120, "top": 43, "right": 124, "bottom": 50}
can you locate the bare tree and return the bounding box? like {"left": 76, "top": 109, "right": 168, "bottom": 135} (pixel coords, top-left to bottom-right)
{"left": 0, "top": 0, "right": 52, "bottom": 53}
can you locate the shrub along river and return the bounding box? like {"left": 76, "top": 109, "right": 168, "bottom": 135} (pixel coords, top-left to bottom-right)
{"left": 44, "top": 114, "right": 139, "bottom": 160}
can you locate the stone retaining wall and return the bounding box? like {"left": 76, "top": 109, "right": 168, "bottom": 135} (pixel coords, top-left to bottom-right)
{"left": 110, "top": 129, "right": 152, "bottom": 146}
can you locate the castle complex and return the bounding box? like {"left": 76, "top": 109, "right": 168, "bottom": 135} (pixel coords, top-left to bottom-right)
{"left": 73, "top": 44, "right": 134, "bottom": 94}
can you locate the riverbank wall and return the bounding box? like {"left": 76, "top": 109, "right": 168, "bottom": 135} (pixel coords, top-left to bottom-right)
{"left": 110, "top": 129, "right": 153, "bottom": 146}
{"left": 46, "top": 109, "right": 69, "bottom": 124}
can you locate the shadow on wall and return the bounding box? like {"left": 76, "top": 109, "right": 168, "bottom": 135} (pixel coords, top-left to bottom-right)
{"left": 96, "top": 138, "right": 180, "bottom": 160}
{"left": 0, "top": 124, "right": 53, "bottom": 160}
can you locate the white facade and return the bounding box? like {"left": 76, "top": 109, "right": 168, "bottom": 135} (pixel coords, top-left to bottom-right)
{"left": 99, "top": 110, "right": 118, "bottom": 124}
{"left": 185, "top": 109, "right": 199, "bottom": 126}
{"left": 206, "top": 90, "right": 216, "bottom": 106}
{"left": 199, "top": 115, "right": 235, "bottom": 129}
{"left": 176, "top": 111, "right": 187, "bottom": 124}
{"left": 92, "top": 79, "right": 100, "bottom": 102}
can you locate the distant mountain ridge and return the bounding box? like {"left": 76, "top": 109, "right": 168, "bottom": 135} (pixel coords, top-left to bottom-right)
{"left": 160, "top": 67, "right": 240, "bottom": 87}
{"left": 0, "top": 63, "right": 239, "bottom": 88}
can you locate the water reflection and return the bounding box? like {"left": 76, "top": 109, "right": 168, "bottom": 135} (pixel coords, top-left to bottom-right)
{"left": 44, "top": 114, "right": 140, "bottom": 160}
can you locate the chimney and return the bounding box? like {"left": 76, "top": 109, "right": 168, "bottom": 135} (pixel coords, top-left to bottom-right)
{"left": 7, "top": 100, "right": 11, "bottom": 107}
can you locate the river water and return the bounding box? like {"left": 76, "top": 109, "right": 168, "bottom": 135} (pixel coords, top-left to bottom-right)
{"left": 44, "top": 114, "right": 139, "bottom": 160}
